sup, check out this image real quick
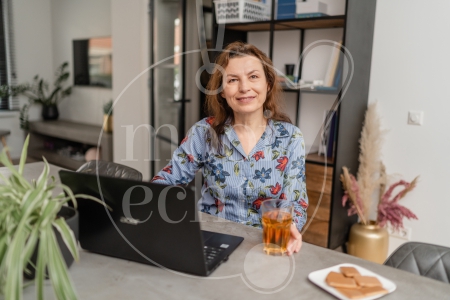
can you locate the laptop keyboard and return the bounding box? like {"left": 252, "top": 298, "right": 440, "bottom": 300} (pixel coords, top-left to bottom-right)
{"left": 203, "top": 245, "right": 224, "bottom": 266}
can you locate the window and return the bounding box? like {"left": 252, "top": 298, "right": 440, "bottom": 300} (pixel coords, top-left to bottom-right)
{"left": 0, "top": 0, "right": 17, "bottom": 110}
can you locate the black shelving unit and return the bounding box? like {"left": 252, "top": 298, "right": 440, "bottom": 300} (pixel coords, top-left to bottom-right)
{"left": 211, "top": 0, "right": 377, "bottom": 249}
{"left": 212, "top": 10, "right": 346, "bottom": 145}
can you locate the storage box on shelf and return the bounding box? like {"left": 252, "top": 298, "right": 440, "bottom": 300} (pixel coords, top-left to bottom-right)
{"left": 276, "top": 0, "right": 296, "bottom": 20}
{"left": 214, "top": 0, "right": 270, "bottom": 24}
{"left": 28, "top": 120, "right": 113, "bottom": 170}
{"left": 275, "top": 0, "right": 328, "bottom": 20}
{"left": 296, "top": 0, "right": 328, "bottom": 18}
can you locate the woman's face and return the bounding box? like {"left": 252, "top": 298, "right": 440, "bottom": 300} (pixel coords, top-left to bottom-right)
{"left": 221, "top": 56, "right": 269, "bottom": 119}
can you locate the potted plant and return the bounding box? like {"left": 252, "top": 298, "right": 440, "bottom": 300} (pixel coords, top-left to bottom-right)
{"left": 340, "top": 102, "right": 418, "bottom": 263}
{"left": 103, "top": 100, "right": 113, "bottom": 133}
{"left": 0, "top": 62, "right": 72, "bottom": 129}
{"left": 0, "top": 135, "right": 106, "bottom": 299}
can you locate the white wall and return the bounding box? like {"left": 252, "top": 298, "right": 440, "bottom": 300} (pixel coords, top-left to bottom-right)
{"left": 1, "top": 0, "right": 112, "bottom": 159}
{"left": 0, "top": 0, "right": 54, "bottom": 158}
{"left": 50, "top": 0, "right": 112, "bottom": 126}
{"left": 111, "top": 0, "right": 151, "bottom": 180}
{"left": 368, "top": 0, "right": 450, "bottom": 253}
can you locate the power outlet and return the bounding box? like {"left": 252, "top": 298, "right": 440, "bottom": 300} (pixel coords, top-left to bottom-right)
{"left": 388, "top": 226, "right": 412, "bottom": 240}
{"left": 408, "top": 111, "right": 424, "bottom": 125}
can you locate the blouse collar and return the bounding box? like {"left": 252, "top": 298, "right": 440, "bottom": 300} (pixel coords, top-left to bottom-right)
{"left": 224, "top": 119, "right": 289, "bottom": 158}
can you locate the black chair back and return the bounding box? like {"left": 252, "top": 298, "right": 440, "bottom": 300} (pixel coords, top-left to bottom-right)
{"left": 77, "top": 160, "right": 143, "bottom": 181}
{"left": 384, "top": 242, "right": 450, "bottom": 283}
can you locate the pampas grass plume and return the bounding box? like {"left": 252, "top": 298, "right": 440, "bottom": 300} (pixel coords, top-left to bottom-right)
{"left": 357, "top": 102, "right": 386, "bottom": 221}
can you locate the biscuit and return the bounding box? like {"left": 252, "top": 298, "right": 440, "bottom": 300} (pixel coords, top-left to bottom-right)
{"left": 335, "top": 288, "right": 366, "bottom": 299}
{"left": 326, "top": 272, "right": 343, "bottom": 282}
{"left": 340, "top": 266, "right": 360, "bottom": 278}
{"left": 360, "top": 286, "right": 388, "bottom": 296}
{"left": 326, "top": 271, "right": 358, "bottom": 289}
{"left": 354, "top": 275, "right": 382, "bottom": 287}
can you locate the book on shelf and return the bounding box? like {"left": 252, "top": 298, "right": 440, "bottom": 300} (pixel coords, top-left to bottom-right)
{"left": 327, "top": 111, "right": 337, "bottom": 158}
{"left": 312, "top": 86, "right": 338, "bottom": 92}
{"left": 332, "top": 50, "right": 344, "bottom": 89}
{"left": 305, "top": 40, "right": 343, "bottom": 93}
{"left": 296, "top": 13, "right": 328, "bottom": 18}
{"left": 318, "top": 110, "right": 337, "bottom": 158}
{"left": 323, "top": 40, "right": 342, "bottom": 87}
{"left": 318, "top": 110, "right": 329, "bottom": 156}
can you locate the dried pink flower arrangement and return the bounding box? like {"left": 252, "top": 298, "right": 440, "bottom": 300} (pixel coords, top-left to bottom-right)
{"left": 377, "top": 176, "right": 418, "bottom": 230}
{"left": 340, "top": 102, "right": 418, "bottom": 229}
{"left": 341, "top": 167, "right": 367, "bottom": 225}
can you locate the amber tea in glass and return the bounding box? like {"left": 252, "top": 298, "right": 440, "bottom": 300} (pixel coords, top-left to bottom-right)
{"left": 261, "top": 199, "right": 293, "bottom": 255}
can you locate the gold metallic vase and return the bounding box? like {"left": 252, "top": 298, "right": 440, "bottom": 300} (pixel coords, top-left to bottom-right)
{"left": 347, "top": 221, "right": 388, "bottom": 264}
{"left": 103, "top": 115, "right": 113, "bottom": 133}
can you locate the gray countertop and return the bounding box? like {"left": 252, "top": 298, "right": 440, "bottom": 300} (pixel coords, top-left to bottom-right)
{"left": 10, "top": 163, "right": 450, "bottom": 299}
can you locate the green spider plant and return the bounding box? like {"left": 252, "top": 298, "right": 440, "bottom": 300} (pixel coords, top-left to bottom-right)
{"left": 0, "top": 136, "right": 107, "bottom": 300}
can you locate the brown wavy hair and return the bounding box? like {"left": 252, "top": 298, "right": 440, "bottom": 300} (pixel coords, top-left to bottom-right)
{"left": 205, "top": 41, "right": 291, "bottom": 138}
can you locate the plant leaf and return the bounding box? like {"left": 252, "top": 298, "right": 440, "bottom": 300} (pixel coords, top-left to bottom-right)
{"left": 71, "top": 192, "right": 112, "bottom": 211}
{"left": 53, "top": 218, "right": 79, "bottom": 262}
{"left": 46, "top": 225, "right": 78, "bottom": 300}
{"left": 35, "top": 157, "right": 50, "bottom": 191}
{"left": 18, "top": 135, "right": 30, "bottom": 175}
{"left": 48, "top": 86, "right": 61, "bottom": 104}
{"left": 36, "top": 230, "right": 47, "bottom": 300}
{"left": 0, "top": 150, "right": 32, "bottom": 189}
{"left": 4, "top": 225, "right": 27, "bottom": 300}
{"left": 22, "top": 226, "right": 39, "bottom": 273}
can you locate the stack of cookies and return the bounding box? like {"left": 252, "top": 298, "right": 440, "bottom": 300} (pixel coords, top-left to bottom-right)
{"left": 325, "top": 266, "right": 388, "bottom": 299}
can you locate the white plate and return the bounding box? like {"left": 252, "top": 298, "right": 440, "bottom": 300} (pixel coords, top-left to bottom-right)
{"left": 308, "top": 263, "right": 396, "bottom": 300}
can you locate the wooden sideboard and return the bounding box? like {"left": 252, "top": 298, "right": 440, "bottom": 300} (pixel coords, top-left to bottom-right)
{"left": 28, "top": 120, "right": 113, "bottom": 170}
{"left": 303, "top": 162, "right": 333, "bottom": 248}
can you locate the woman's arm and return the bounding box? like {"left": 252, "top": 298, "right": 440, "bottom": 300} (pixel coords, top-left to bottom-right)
{"left": 151, "top": 122, "right": 207, "bottom": 185}
{"left": 282, "top": 130, "right": 308, "bottom": 232}
{"left": 282, "top": 129, "right": 308, "bottom": 255}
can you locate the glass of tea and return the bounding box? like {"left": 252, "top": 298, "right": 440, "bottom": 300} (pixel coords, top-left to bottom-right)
{"left": 261, "top": 199, "right": 294, "bottom": 256}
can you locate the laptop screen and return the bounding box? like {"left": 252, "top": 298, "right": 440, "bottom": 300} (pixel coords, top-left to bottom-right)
{"left": 59, "top": 170, "right": 210, "bottom": 275}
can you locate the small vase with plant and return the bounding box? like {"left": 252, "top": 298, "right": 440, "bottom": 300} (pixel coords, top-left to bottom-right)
{"left": 0, "top": 135, "right": 108, "bottom": 299}
{"left": 103, "top": 99, "right": 113, "bottom": 133}
{"left": 340, "top": 102, "right": 419, "bottom": 263}
{"left": 0, "top": 62, "right": 72, "bottom": 130}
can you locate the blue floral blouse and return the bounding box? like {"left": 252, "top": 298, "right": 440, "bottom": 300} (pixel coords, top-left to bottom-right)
{"left": 151, "top": 117, "right": 308, "bottom": 232}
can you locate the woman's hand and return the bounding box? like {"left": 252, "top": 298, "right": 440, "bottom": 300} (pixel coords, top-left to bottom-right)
{"left": 286, "top": 224, "right": 302, "bottom": 255}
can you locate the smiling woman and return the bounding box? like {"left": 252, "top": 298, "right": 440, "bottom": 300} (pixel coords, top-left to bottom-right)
{"left": 151, "top": 42, "right": 308, "bottom": 256}
{"left": 221, "top": 56, "right": 268, "bottom": 119}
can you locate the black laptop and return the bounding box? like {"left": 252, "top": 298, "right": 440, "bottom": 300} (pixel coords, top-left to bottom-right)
{"left": 59, "top": 170, "right": 244, "bottom": 276}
